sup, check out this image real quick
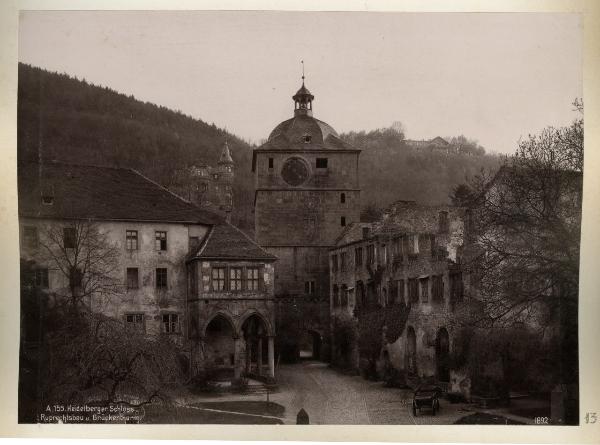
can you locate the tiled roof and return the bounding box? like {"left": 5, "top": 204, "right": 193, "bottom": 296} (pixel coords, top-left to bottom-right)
{"left": 18, "top": 161, "right": 223, "bottom": 224}
{"left": 192, "top": 223, "right": 277, "bottom": 261}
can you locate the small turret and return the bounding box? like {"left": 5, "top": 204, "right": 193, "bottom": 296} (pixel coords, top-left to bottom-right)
{"left": 216, "top": 140, "right": 234, "bottom": 220}
{"left": 293, "top": 62, "right": 314, "bottom": 117}
{"left": 217, "top": 139, "right": 234, "bottom": 180}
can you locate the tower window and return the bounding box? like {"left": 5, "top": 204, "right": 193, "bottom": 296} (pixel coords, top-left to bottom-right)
{"left": 316, "top": 158, "right": 328, "bottom": 169}
{"left": 340, "top": 193, "right": 346, "bottom": 203}
{"left": 268, "top": 158, "right": 274, "bottom": 169}
{"left": 341, "top": 216, "right": 346, "bottom": 227}
{"left": 303, "top": 134, "right": 312, "bottom": 143}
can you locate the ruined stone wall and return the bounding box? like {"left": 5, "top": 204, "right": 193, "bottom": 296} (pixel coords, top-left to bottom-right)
{"left": 329, "top": 203, "right": 473, "bottom": 396}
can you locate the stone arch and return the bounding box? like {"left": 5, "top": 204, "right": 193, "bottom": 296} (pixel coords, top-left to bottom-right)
{"left": 202, "top": 311, "right": 238, "bottom": 338}
{"left": 299, "top": 329, "right": 323, "bottom": 360}
{"left": 203, "top": 312, "right": 237, "bottom": 371}
{"left": 238, "top": 309, "right": 274, "bottom": 337}
{"left": 240, "top": 311, "right": 274, "bottom": 377}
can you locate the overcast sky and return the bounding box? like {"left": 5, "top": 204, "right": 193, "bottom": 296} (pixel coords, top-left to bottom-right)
{"left": 18, "top": 11, "right": 582, "bottom": 154}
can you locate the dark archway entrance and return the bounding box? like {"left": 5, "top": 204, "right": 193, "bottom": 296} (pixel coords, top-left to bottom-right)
{"left": 435, "top": 327, "right": 450, "bottom": 382}
{"left": 205, "top": 315, "right": 236, "bottom": 380}
{"left": 299, "top": 330, "right": 322, "bottom": 360}
{"left": 241, "top": 313, "right": 274, "bottom": 378}
{"left": 406, "top": 326, "right": 417, "bottom": 375}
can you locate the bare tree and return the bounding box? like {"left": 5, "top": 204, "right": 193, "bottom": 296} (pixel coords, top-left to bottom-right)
{"left": 455, "top": 101, "right": 583, "bottom": 414}
{"left": 20, "top": 220, "right": 184, "bottom": 421}
{"left": 37, "top": 219, "right": 122, "bottom": 311}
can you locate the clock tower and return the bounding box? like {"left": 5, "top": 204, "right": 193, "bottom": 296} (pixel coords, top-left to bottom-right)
{"left": 252, "top": 79, "right": 361, "bottom": 302}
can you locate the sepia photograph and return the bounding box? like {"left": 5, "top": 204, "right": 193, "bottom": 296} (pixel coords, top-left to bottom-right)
{"left": 4, "top": 4, "right": 595, "bottom": 436}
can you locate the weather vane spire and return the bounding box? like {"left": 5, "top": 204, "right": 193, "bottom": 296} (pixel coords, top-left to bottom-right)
{"left": 301, "top": 60, "right": 305, "bottom": 83}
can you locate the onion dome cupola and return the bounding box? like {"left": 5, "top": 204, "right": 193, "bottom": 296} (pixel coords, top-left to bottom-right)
{"left": 293, "top": 67, "right": 314, "bottom": 117}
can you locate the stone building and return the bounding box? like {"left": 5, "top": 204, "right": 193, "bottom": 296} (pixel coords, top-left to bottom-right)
{"left": 252, "top": 79, "right": 361, "bottom": 360}
{"left": 329, "top": 200, "right": 472, "bottom": 397}
{"left": 405, "top": 136, "right": 458, "bottom": 154}
{"left": 18, "top": 161, "right": 276, "bottom": 379}
{"left": 169, "top": 140, "right": 235, "bottom": 221}
{"left": 186, "top": 223, "right": 277, "bottom": 379}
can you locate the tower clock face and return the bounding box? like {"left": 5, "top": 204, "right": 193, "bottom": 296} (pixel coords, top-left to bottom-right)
{"left": 281, "top": 157, "right": 310, "bottom": 186}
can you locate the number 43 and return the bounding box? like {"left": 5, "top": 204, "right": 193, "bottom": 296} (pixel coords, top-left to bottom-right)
{"left": 585, "top": 412, "right": 597, "bottom": 424}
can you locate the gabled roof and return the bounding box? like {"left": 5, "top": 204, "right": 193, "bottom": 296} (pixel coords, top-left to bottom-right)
{"left": 18, "top": 161, "right": 223, "bottom": 224}
{"left": 430, "top": 136, "right": 449, "bottom": 146}
{"left": 190, "top": 223, "right": 277, "bottom": 261}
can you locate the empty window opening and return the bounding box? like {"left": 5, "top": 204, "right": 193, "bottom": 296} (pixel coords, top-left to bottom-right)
{"left": 341, "top": 216, "right": 346, "bottom": 226}
{"left": 354, "top": 247, "right": 363, "bottom": 267}
{"left": 420, "top": 277, "right": 429, "bottom": 303}
{"left": 268, "top": 158, "right": 274, "bottom": 169}
{"left": 340, "top": 193, "right": 346, "bottom": 203}
{"left": 316, "top": 158, "right": 328, "bottom": 169}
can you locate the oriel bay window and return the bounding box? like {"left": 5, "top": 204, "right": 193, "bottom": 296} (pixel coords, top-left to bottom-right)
{"left": 210, "top": 264, "right": 264, "bottom": 292}
{"left": 247, "top": 267, "right": 260, "bottom": 291}
{"left": 229, "top": 267, "right": 243, "bottom": 291}
{"left": 211, "top": 267, "right": 226, "bottom": 291}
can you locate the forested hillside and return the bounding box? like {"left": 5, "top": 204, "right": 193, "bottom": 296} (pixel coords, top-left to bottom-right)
{"left": 17, "top": 63, "right": 256, "bottom": 231}
{"left": 341, "top": 128, "right": 501, "bottom": 215}
{"left": 17, "top": 63, "right": 502, "bottom": 232}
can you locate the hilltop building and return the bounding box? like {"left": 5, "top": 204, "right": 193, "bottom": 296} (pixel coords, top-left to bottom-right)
{"left": 252, "top": 79, "right": 361, "bottom": 360}
{"left": 170, "top": 140, "right": 235, "bottom": 222}
{"left": 18, "top": 161, "right": 276, "bottom": 380}
{"left": 405, "top": 136, "right": 458, "bottom": 154}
